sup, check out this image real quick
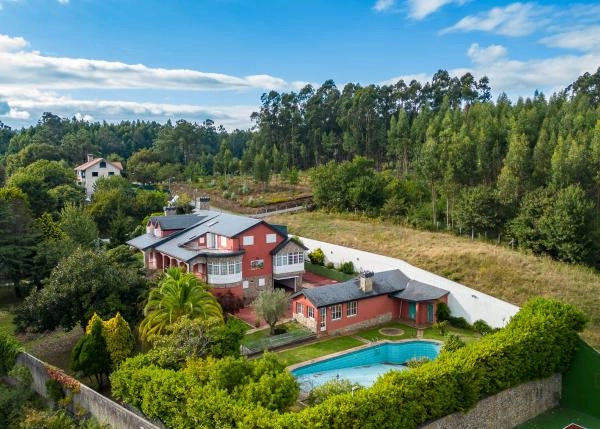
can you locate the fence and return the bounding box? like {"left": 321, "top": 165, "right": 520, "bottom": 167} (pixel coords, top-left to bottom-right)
{"left": 241, "top": 329, "right": 315, "bottom": 355}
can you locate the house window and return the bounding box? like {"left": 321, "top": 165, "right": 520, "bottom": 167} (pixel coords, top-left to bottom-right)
{"left": 99, "top": 161, "right": 106, "bottom": 168}
{"left": 266, "top": 233, "right": 277, "bottom": 243}
{"left": 258, "top": 278, "right": 265, "bottom": 287}
{"left": 275, "top": 252, "right": 304, "bottom": 267}
{"left": 243, "top": 281, "right": 249, "bottom": 289}
{"left": 220, "top": 236, "right": 228, "bottom": 247}
{"left": 243, "top": 235, "right": 254, "bottom": 246}
{"left": 207, "top": 233, "right": 215, "bottom": 248}
{"left": 207, "top": 260, "right": 241, "bottom": 275}
{"left": 296, "top": 302, "right": 303, "bottom": 315}
{"left": 81, "top": 171, "right": 85, "bottom": 178}
{"left": 331, "top": 304, "right": 342, "bottom": 320}
{"left": 307, "top": 306, "right": 314, "bottom": 319}
{"left": 92, "top": 172, "right": 98, "bottom": 177}
{"left": 347, "top": 301, "right": 357, "bottom": 317}
{"left": 108, "top": 172, "right": 115, "bottom": 176}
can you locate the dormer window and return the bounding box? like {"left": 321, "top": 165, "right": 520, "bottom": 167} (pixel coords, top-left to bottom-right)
{"left": 99, "top": 161, "right": 107, "bottom": 168}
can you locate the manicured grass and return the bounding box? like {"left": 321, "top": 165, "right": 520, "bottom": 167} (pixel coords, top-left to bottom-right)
{"left": 354, "top": 322, "right": 417, "bottom": 342}
{"left": 242, "top": 321, "right": 307, "bottom": 346}
{"left": 277, "top": 336, "right": 364, "bottom": 366}
{"left": 423, "top": 326, "right": 480, "bottom": 344}
{"left": 266, "top": 211, "right": 600, "bottom": 348}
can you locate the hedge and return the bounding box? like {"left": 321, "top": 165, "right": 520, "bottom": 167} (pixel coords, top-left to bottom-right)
{"left": 304, "top": 262, "right": 355, "bottom": 282}
{"left": 111, "top": 298, "right": 586, "bottom": 429}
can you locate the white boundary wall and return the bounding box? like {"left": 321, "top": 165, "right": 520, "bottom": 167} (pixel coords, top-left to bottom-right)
{"left": 300, "top": 237, "right": 519, "bottom": 328}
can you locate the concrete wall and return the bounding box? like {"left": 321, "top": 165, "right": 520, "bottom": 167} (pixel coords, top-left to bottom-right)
{"left": 15, "top": 353, "right": 161, "bottom": 429}
{"left": 421, "top": 374, "right": 561, "bottom": 429}
{"left": 300, "top": 237, "right": 519, "bottom": 328}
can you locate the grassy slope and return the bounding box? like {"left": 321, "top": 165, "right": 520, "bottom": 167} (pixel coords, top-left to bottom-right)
{"left": 266, "top": 211, "right": 600, "bottom": 349}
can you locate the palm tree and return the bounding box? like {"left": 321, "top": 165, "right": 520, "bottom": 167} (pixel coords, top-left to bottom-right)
{"left": 139, "top": 267, "right": 223, "bottom": 342}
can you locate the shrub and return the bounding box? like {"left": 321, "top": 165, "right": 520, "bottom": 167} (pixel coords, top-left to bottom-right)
{"left": 306, "top": 378, "right": 360, "bottom": 406}
{"left": 9, "top": 364, "right": 32, "bottom": 388}
{"left": 45, "top": 379, "right": 65, "bottom": 403}
{"left": 448, "top": 316, "right": 471, "bottom": 330}
{"left": 308, "top": 248, "right": 325, "bottom": 266}
{"left": 441, "top": 334, "right": 466, "bottom": 353}
{"left": 436, "top": 302, "right": 451, "bottom": 322}
{"left": 0, "top": 333, "right": 23, "bottom": 375}
{"left": 432, "top": 320, "right": 449, "bottom": 336}
{"left": 326, "top": 262, "right": 335, "bottom": 269}
{"left": 406, "top": 357, "right": 430, "bottom": 368}
{"left": 339, "top": 261, "right": 355, "bottom": 275}
{"left": 273, "top": 325, "right": 288, "bottom": 335}
{"left": 472, "top": 319, "right": 493, "bottom": 335}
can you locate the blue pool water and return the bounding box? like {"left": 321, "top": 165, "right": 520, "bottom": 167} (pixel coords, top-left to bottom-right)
{"left": 292, "top": 341, "right": 440, "bottom": 390}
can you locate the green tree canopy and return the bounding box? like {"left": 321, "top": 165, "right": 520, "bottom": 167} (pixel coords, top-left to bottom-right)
{"left": 251, "top": 289, "right": 289, "bottom": 335}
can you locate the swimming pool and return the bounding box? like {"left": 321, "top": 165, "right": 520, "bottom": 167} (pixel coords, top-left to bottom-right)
{"left": 291, "top": 340, "right": 440, "bottom": 390}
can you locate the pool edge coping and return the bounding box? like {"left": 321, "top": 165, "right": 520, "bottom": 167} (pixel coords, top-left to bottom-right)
{"left": 286, "top": 338, "right": 443, "bottom": 372}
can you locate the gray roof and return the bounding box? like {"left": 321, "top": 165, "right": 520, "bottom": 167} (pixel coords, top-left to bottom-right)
{"left": 294, "top": 269, "right": 448, "bottom": 307}
{"left": 390, "top": 280, "right": 449, "bottom": 302}
{"left": 127, "top": 233, "right": 164, "bottom": 251}
{"left": 128, "top": 210, "right": 284, "bottom": 262}
{"left": 295, "top": 269, "right": 411, "bottom": 308}
{"left": 150, "top": 214, "right": 210, "bottom": 230}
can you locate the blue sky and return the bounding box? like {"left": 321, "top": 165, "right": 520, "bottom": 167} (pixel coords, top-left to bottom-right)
{"left": 1, "top": 0, "right": 599, "bottom": 129}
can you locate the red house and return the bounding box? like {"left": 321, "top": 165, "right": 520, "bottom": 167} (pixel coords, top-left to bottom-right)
{"left": 291, "top": 270, "right": 449, "bottom": 336}
{"left": 127, "top": 210, "right": 307, "bottom": 302}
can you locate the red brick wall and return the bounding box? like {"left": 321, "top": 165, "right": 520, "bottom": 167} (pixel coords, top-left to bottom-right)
{"left": 237, "top": 223, "right": 285, "bottom": 280}
{"left": 324, "top": 295, "right": 398, "bottom": 334}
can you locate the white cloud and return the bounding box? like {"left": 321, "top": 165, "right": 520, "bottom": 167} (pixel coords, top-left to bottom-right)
{"left": 467, "top": 43, "right": 508, "bottom": 65}
{"left": 0, "top": 33, "right": 287, "bottom": 92}
{"left": 58, "top": 0, "right": 69, "bottom": 4}
{"left": 0, "top": 34, "right": 28, "bottom": 51}
{"left": 374, "top": 0, "right": 395, "bottom": 13}
{"left": 540, "top": 25, "right": 600, "bottom": 53}
{"left": 407, "top": 0, "right": 465, "bottom": 20}
{"left": 441, "top": 2, "right": 546, "bottom": 37}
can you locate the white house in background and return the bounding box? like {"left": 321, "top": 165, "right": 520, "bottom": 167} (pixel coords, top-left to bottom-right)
{"left": 75, "top": 154, "right": 123, "bottom": 198}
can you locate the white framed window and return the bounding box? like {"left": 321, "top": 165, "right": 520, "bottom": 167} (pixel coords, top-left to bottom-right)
{"left": 320, "top": 308, "right": 326, "bottom": 330}
{"left": 307, "top": 306, "right": 314, "bottom": 319}
{"left": 331, "top": 304, "right": 342, "bottom": 320}
{"left": 266, "top": 233, "right": 277, "bottom": 243}
{"left": 347, "top": 301, "right": 357, "bottom": 317}
{"left": 207, "top": 233, "right": 215, "bottom": 248}
{"left": 243, "top": 281, "right": 249, "bottom": 289}
{"left": 275, "top": 251, "right": 305, "bottom": 267}
{"left": 258, "top": 278, "right": 265, "bottom": 287}
{"left": 199, "top": 237, "right": 205, "bottom": 244}
{"left": 220, "top": 236, "right": 228, "bottom": 247}
{"left": 207, "top": 260, "right": 241, "bottom": 275}
{"left": 296, "top": 302, "right": 303, "bottom": 314}
{"left": 243, "top": 235, "right": 254, "bottom": 246}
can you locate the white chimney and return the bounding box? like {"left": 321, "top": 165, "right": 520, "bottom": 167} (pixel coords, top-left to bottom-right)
{"left": 360, "top": 271, "right": 374, "bottom": 293}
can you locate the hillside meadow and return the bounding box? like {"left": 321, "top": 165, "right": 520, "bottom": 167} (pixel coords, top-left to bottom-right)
{"left": 267, "top": 211, "right": 600, "bottom": 349}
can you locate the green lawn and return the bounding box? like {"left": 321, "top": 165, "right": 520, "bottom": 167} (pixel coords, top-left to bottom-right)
{"left": 277, "top": 336, "right": 364, "bottom": 366}
{"left": 354, "top": 322, "right": 417, "bottom": 342}
{"left": 242, "top": 321, "right": 306, "bottom": 346}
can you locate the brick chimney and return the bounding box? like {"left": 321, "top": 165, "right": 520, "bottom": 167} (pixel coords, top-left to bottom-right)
{"left": 87, "top": 154, "right": 95, "bottom": 162}
{"left": 198, "top": 196, "right": 210, "bottom": 210}
{"left": 360, "top": 271, "right": 374, "bottom": 293}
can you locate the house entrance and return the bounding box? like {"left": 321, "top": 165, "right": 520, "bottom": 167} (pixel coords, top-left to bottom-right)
{"left": 274, "top": 277, "right": 297, "bottom": 293}
{"left": 409, "top": 302, "right": 416, "bottom": 321}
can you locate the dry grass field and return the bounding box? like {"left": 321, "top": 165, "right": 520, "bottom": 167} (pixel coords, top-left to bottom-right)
{"left": 266, "top": 211, "right": 600, "bottom": 349}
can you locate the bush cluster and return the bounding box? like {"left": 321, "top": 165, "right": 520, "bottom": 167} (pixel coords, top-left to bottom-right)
{"left": 307, "top": 248, "right": 325, "bottom": 265}
{"left": 0, "top": 332, "right": 23, "bottom": 375}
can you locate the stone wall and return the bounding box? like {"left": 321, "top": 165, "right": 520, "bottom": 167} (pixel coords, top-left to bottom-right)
{"left": 329, "top": 312, "right": 393, "bottom": 336}
{"left": 15, "top": 353, "right": 161, "bottom": 429}
{"left": 420, "top": 373, "right": 561, "bottom": 429}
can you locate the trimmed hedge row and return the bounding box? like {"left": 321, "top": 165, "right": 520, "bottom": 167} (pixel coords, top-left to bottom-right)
{"left": 112, "top": 298, "right": 586, "bottom": 429}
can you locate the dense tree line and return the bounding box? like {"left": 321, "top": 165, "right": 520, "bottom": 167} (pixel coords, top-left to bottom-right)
{"left": 2, "top": 68, "right": 600, "bottom": 270}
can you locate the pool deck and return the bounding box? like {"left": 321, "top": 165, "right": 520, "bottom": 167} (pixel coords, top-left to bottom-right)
{"left": 286, "top": 338, "right": 442, "bottom": 372}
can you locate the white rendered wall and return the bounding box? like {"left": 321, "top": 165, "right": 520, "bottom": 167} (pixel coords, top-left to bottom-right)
{"left": 82, "top": 162, "right": 121, "bottom": 197}
{"left": 300, "top": 237, "right": 520, "bottom": 328}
